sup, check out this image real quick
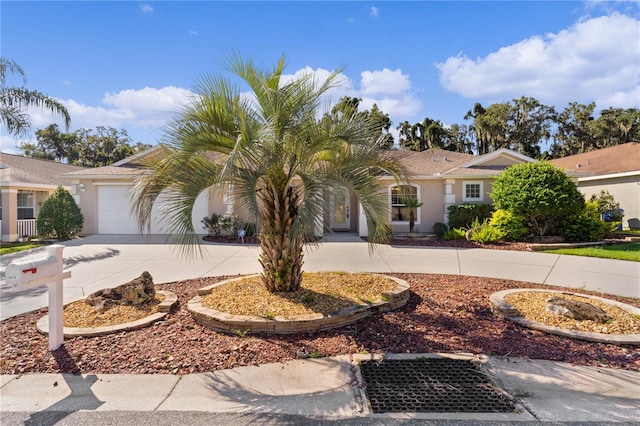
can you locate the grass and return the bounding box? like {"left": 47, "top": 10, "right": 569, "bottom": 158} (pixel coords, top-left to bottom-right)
{"left": 0, "top": 241, "right": 45, "bottom": 256}
{"left": 544, "top": 242, "right": 640, "bottom": 262}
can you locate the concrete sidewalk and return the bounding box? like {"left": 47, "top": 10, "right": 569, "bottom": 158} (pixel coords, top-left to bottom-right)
{"left": 1, "top": 234, "right": 638, "bottom": 320}
{"left": 1, "top": 354, "right": 639, "bottom": 423}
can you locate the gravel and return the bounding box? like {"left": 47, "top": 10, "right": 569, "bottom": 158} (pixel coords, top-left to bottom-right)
{"left": 1, "top": 273, "right": 638, "bottom": 375}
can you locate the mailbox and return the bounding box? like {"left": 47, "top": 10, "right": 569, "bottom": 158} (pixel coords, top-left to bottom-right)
{"left": 6, "top": 256, "right": 60, "bottom": 289}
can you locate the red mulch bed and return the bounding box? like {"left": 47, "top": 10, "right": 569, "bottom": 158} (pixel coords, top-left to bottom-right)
{"left": 1, "top": 273, "right": 638, "bottom": 375}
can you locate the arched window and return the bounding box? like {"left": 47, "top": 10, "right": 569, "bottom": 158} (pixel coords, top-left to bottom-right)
{"left": 389, "top": 184, "right": 419, "bottom": 223}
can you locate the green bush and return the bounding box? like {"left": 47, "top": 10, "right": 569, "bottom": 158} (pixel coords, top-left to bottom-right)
{"left": 443, "top": 228, "right": 466, "bottom": 240}
{"left": 489, "top": 209, "right": 529, "bottom": 241}
{"left": 201, "top": 213, "right": 221, "bottom": 236}
{"left": 589, "top": 190, "right": 623, "bottom": 222}
{"left": 447, "top": 203, "right": 494, "bottom": 229}
{"left": 432, "top": 222, "right": 448, "bottom": 237}
{"left": 36, "top": 186, "right": 84, "bottom": 240}
{"left": 464, "top": 217, "right": 504, "bottom": 244}
{"left": 490, "top": 162, "right": 585, "bottom": 237}
{"left": 561, "top": 202, "right": 607, "bottom": 242}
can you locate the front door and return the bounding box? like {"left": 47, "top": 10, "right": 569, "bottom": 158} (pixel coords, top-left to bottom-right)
{"left": 329, "top": 189, "right": 350, "bottom": 230}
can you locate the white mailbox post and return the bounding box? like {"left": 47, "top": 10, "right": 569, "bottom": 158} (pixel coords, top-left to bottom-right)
{"left": 6, "top": 245, "right": 71, "bottom": 351}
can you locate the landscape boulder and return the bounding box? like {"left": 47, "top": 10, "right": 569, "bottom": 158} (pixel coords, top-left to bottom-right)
{"left": 86, "top": 271, "right": 156, "bottom": 311}
{"left": 545, "top": 296, "right": 611, "bottom": 323}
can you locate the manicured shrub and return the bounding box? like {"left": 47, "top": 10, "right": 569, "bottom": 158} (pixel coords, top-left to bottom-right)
{"left": 432, "top": 222, "right": 448, "bottom": 238}
{"left": 490, "top": 162, "right": 585, "bottom": 237}
{"left": 561, "top": 202, "right": 607, "bottom": 242}
{"left": 489, "top": 209, "right": 529, "bottom": 241}
{"left": 447, "top": 203, "right": 494, "bottom": 230}
{"left": 36, "top": 186, "right": 84, "bottom": 240}
{"left": 443, "top": 228, "right": 466, "bottom": 240}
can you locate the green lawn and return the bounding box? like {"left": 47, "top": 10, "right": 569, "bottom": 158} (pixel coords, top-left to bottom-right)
{"left": 0, "top": 241, "right": 45, "bottom": 256}
{"left": 544, "top": 242, "right": 640, "bottom": 262}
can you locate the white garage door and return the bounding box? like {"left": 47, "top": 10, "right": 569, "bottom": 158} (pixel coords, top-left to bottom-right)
{"left": 98, "top": 185, "right": 209, "bottom": 234}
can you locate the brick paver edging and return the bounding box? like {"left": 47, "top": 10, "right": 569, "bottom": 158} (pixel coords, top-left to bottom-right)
{"left": 490, "top": 289, "right": 640, "bottom": 345}
{"left": 36, "top": 290, "right": 178, "bottom": 338}
{"left": 188, "top": 274, "right": 410, "bottom": 334}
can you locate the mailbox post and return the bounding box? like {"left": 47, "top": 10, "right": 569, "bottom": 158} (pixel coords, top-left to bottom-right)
{"left": 6, "top": 244, "right": 71, "bottom": 351}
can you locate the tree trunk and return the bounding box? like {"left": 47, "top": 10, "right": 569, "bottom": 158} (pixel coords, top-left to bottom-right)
{"left": 409, "top": 209, "right": 415, "bottom": 232}
{"left": 258, "top": 183, "right": 304, "bottom": 292}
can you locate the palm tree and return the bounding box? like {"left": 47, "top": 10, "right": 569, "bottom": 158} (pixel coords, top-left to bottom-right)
{"left": 0, "top": 58, "right": 71, "bottom": 136}
{"left": 131, "top": 54, "right": 407, "bottom": 292}
{"left": 402, "top": 197, "right": 423, "bottom": 232}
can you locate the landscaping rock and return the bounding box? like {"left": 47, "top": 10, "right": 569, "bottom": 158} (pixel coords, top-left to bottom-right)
{"left": 86, "top": 271, "right": 156, "bottom": 311}
{"left": 545, "top": 296, "right": 611, "bottom": 323}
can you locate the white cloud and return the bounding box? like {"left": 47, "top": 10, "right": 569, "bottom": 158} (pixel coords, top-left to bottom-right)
{"left": 139, "top": 3, "right": 153, "bottom": 15}
{"left": 26, "top": 86, "right": 193, "bottom": 142}
{"left": 436, "top": 13, "right": 640, "bottom": 108}
{"left": 0, "top": 135, "right": 21, "bottom": 154}
{"left": 360, "top": 69, "right": 411, "bottom": 96}
{"left": 370, "top": 7, "right": 379, "bottom": 18}
{"left": 188, "top": 30, "right": 199, "bottom": 36}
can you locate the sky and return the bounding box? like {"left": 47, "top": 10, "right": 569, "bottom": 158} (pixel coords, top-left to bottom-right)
{"left": 1, "top": 1, "right": 639, "bottom": 154}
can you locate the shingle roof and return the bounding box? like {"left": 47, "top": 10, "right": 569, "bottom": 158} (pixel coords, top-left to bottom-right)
{"left": 0, "top": 153, "right": 88, "bottom": 186}
{"left": 395, "top": 149, "right": 476, "bottom": 176}
{"left": 550, "top": 143, "right": 640, "bottom": 176}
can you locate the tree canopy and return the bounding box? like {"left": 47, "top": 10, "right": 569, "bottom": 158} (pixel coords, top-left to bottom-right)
{"left": 19, "top": 124, "right": 152, "bottom": 166}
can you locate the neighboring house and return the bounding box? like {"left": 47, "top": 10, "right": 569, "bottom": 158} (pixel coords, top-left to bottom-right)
{"left": 0, "top": 153, "right": 88, "bottom": 242}
{"left": 551, "top": 143, "right": 640, "bottom": 230}
{"left": 61, "top": 146, "right": 539, "bottom": 237}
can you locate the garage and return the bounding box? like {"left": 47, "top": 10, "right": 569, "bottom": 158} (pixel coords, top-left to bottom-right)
{"left": 97, "top": 185, "right": 209, "bottom": 234}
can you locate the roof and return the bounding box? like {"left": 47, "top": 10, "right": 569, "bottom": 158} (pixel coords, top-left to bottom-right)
{"left": 60, "top": 146, "right": 539, "bottom": 181}
{"left": 0, "top": 153, "right": 88, "bottom": 187}
{"left": 550, "top": 143, "right": 640, "bottom": 176}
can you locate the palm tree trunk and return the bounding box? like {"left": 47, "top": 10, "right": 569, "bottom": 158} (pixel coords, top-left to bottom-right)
{"left": 258, "top": 183, "right": 304, "bottom": 292}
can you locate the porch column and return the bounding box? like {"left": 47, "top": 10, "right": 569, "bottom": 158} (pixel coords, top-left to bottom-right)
{"left": 2, "top": 188, "right": 18, "bottom": 242}
{"left": 358, "top": 203, "right": 368, "bottom": 237}
{"left": 443, "top": 179, "right": 456, "bottom": 225}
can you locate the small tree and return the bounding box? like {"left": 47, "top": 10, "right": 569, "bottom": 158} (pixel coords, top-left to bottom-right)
{"left": 490, "top": 162, "right": 584, "bottom": 237}
{"left": 36, "top": 186, "right": 84, "bottom": 240}
{"left": 402, "top": 198, "right": 423, "bottom": 232}
{"left": 589, "top": 190, "right": 623, "bottom": 222}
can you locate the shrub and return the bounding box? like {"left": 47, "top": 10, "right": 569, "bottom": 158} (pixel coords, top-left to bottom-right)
{"left": 589, "top": 190, "right": 623, "bottom": 222}
{"left": 219, "top": 213, "right": 239, "bottom": 236}
{"left": 447, "top": 203, "right": 494, "bottom": 229}
{"left": 489, "top": 209, "right": 529, "bottom": 241}
{"left": 443, "top": 228, "right": 466, "bottom": 240}
{"left": 36, "top": 186, "right": 84, "bottom": 240}
{"left": 469, "top": 221, "right": 504, "bottom": 244}
{"left": 432, "top": 222, "right": 448, "bottom": 237}
{"left": 561, "top": 202, "right": 607, "bottom": 242}
{"left": 201, "top": 213, "right": 221, "bottom": 236}
{"left": 490, "top": 162, "right": 585, "bottom": 237}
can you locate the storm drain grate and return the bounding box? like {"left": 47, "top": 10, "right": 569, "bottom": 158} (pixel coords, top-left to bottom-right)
{"left": 360, "top": 358, "right": 518, "bottom": 413}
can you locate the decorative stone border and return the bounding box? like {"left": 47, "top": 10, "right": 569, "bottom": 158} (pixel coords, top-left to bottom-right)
{"left": 36, "top": 290, "right": 178, "bottom": 338}
{"left": 490, "top": 289, "right": 640, "bottom": 345}
{"left": 188, "top": 274, "right": 410, "bottom": 334}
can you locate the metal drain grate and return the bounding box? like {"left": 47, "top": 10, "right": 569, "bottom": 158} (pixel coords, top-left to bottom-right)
{"left": 360, "top": 358, "right": 517, "bottom": 413}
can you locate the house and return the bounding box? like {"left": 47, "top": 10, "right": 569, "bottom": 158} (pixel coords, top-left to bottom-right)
{"left": 551, "top": 143, "right": 640, "bottom": 230}
{"left": 0, "top": 153, "right": 88, "bottom": 242}
{"left": 62, "top": 146, "right": 539, "bottom": 237}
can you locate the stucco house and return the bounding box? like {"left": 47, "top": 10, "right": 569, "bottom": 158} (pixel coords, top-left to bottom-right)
{"left": 0, "top": 153, "right": 88, "bottom": 242}
{"left": 61, "top": 146, "right": 538, "bottom": 238}
{"left": 551, "top": 143, "right": 640, "bottom": 230}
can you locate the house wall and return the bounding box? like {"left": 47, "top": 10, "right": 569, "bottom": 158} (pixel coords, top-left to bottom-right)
{"left": 578, "top": 175, "right": 640, "bottom": 230}
{"left": 1, "top": 188, "right": 18, "bottom": 241}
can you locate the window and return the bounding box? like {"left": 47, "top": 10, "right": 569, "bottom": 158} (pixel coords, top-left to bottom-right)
{"left": 463, "top": 181, "right": 483, "bottom": 202}
{"left": 390, "top": 185, "right": 418, "bottom": 222}
{"left": 17, "top": 191, "right": 35, "bottom": 219}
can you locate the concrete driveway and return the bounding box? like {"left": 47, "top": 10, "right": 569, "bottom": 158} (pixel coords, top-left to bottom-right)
{"left": 1, "top": 234, "right": 638, "bottom": 320}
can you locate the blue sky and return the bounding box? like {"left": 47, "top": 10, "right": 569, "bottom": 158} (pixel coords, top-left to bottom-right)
{"left": 1, "top": 1, "right": 639, "bottom": 154}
